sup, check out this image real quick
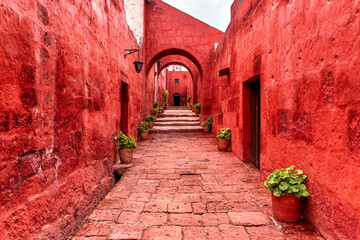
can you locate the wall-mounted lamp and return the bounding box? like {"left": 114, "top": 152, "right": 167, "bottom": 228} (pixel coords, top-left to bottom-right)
{"left": 124, "top": 49, "right": 143, "bottom": 73}
{"left": 157, "top": 61, "right": 162, "bottom": 66}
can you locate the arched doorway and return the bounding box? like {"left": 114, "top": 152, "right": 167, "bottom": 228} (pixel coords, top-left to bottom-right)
{"left": 173, "top": 93, "right": 181, "bottom": 106}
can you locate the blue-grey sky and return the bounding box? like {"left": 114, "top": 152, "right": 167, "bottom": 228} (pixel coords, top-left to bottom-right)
{"left": 162, "top": 0, "right": 234, "bottom": 32}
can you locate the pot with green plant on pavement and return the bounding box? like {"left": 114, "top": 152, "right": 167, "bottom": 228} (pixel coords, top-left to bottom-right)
{"left": 114, "top": 131, "right": 137, "bottom": 164}
{"left": 146, "top": 115, "right": 157, "bottom": 129}
{"left": 194, "top": 103, "right": 201, "bottom": 114}
{"left": 264, "top": 165, "right": 310, "bottom": 223}
{"left": 216, "top": 128, "right": 231, "bottom": 151}
{"left": 152, "top": 107, "right": 159, "bottom": 118}
{"left": 162, "top": 90, "right": 169, "bottom": 108}
{"left": 203, "top": 116, "right": 213, "bottom": 133}
{"left": 138, "top": 121, "right": 149, "bottom": 140}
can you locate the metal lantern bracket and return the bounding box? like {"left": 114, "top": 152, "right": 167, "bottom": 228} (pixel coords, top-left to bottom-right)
{"left": 124, "top": 49, "right": 140, "bottom": 59}
{"left": 124, "top": 49, "right": 144, "bottom": 73}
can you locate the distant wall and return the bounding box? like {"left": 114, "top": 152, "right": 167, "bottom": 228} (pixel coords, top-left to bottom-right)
{"left": 210, "top": 0, "right": 360, "bottom": 239}
{"left": 167, "top": 71, "right": 191, "bottom": 106}
{"left": 0, "top": 0, "right": 148, "bottom": 238}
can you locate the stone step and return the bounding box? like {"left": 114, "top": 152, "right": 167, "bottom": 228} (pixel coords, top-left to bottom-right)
{"left": 166, "top": 106, "right": 188, "bottom": 110}
{"left": 156, "top": 117, "right": 200, "bottom": 122}
{"left": 158, "top": 113, "right": 198, "bottom": 118}
{"left": 155, "top": 121, "right": 200, "bottom": 126}
{"left": 150, "top": 125, "right": 203, "bottom": 133}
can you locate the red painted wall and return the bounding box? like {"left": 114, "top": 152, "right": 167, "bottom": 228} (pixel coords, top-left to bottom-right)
{"left": 209, "top": 0, "right": 360, "bottom": 239}
{"left": 0, "top": 0, "right": 151, "bottom": 238}
{"left": 167, "top": 71, "right": 191, "bottom": 106}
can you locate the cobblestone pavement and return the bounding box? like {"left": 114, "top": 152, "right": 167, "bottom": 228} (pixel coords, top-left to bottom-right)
{"left": 73, "top": 132, "right": 324, "bottom": 240}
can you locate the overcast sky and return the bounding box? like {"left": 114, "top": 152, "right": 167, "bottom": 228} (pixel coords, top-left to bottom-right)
{"left": 162, "top": 0, "right": 234, "bottom": 32}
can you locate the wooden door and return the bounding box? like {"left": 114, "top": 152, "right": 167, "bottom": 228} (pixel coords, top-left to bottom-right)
{"left": 121, "top": 82, "right": 129, "bottom": 135}
{"left": 250, "top": 81, "right": 260, "bottom": 169}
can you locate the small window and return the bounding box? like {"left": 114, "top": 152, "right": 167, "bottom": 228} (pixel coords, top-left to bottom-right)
{"left": 175, "top": 79, "right": 179, "bottom": 85}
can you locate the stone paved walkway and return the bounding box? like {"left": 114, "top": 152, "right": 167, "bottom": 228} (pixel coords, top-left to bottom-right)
{"left": 73, "top": 132, "right": 324, "bottom": 240}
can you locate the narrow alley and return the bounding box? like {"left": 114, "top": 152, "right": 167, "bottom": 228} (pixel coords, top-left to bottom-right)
{"left": 73, "top": 109, "right": 323, "bottom": 240}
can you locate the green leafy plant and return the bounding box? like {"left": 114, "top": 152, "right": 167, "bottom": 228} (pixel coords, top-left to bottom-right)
{"left": 152, "top": 108, "right": 159, "bottom": 114}
{"left": 154, "top": 101, "right": 163, "bottom": 107}
{"left": 264, "top": 165, "right": 310, "bottom": 198}
{"left": 138, "top": 122, "right": 149, "bottom": 132}
{"left": 216, "top": 128, "right": 231, "bottom": 140}
{"left": 203, "top": 116, "right": 213, "bottom": 126}
{"left": 194, "top": 103, "right": 201, "bottom": 109}
{"left": 114, "top": 131, "right": 137, "bottom": 149}
{"left": 190, "top": 104, "right": 193, "bottom": 108}
{"left": 187, "top": 96, "right": 191, "bottom": 103}
{"left": 162, "top": 90, "right": 169, "bottom": 103}
{"left": 145, "top": 115, "right": 157, "bottom": 122}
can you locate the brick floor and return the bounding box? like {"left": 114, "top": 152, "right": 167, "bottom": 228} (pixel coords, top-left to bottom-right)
{"left": 73, "top": 132, "right": 324, "bottom": 239}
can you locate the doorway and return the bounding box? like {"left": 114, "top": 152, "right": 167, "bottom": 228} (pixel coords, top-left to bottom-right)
{"left": 173, "top": 94, "right": 181, "bottom": 106}
{"left": 250, "top": 80, "right": 260, "bottom": 169}
{"left": 121, "top": 82, "right": 129, "bottom": 135}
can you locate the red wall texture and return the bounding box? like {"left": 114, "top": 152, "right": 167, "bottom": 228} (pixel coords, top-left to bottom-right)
{"left": 167, "top": 71, "right": 191, "bottom": 106}
{"left": 209, "top": 0, "right": 360, "bottom": 239}
{"left": 0, "top": 0, "right": 152, "bottom": 238}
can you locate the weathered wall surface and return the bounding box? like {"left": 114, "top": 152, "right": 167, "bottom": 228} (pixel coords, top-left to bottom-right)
{"left": 0, "top": 0, "right": 147, "bottom": 238}
{"left": 210, "top": 0, "right": 360, "bottom": 239}
{"left": 167, "top": 71, "right": 191, "bottom": 106}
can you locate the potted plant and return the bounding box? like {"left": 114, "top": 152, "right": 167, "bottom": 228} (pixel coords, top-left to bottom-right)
{"left": 158, "top": 102, "right": 164, "bottom": 113}
{"left": 264, "top": 166, "right": 310, "bottom": 223}
{"left": 187, "top": 96, "right": 191, "bottom": 107}
{"left": 216, "top": 128, "right": 231, "bottom": 151}
{"left": 114, "top": 131, "right": 137, "bottom": 164}
{"left": 152, "top": 107, "right": 159, "bottom": 118}
{"left": 145, "top": 115, "right": 157, "bottom": 129}
{"left": 189, "top": 103, "right": 193, "bottom": 111}
{"left": 203, "top": 116, "right": 212, "bottom": 133}
{"left": 162, "top": 90, "right": 169, "bottom": 108}
{"left": 138, "top": 121, "right": 149, "bottom": 140}
{"left": 194, "top": 103, "right": 201, "bottom": 114}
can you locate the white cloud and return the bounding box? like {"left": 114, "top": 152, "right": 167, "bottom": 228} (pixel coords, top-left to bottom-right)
{"left": 162, "top": 0, "right": 234, "bottom": 32}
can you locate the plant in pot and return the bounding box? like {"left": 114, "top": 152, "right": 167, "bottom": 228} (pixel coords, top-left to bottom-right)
{"left": 216, "top": 128, "right": 231, "bottom": 151}
{"left": 138, "top": 121, "right": 149, "bottom": 140}
{"left": 145, "top": 115, "right": 157, "bottom": 129}
{"left": 189, "top": 103, "right": 193, "bottom": 111}
{"left": 203, "top": 116, "right": 212, "bottom": 133}
{"left": 162, "top": 90, "right": 169, "bottom": 108}
{"left": 264, "top": 166, "right": 309, "bottom": 223}
{"left": 114, "top": 131, "right": 137, "bottom": 164}
{"left": 194, "top": 103, "right": 201, "bottom": 114}
{"left": 158, "top": 102, "right": 164, "bottom": 113}
{"left": 152, "top": 107, "right": 159, "bottom": 118}
{"left": 187, "top": 96, "right": 191, "bottom": 107}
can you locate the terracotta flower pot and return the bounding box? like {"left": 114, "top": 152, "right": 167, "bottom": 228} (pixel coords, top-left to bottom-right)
{"left": 140, "top": 130, "right": 149, "bottom": 140}
{"left": 195, "top": 108, "right": 200, "bottom": 114}
{"left": 203, "top": 125, "right": 211, "bottom": 133}
{"left": 217, "top": 138, "right": 229, "bottom": 151}
{"left": 152, "top": 114, "right": 158, "bottom": 118}
{"left": 271, "top": 194, "right": 303, "bottom": 222}
{"left": 147, "top": 121, "right": 154, "bottom": 129}
{"left": 119, "top": 148, "right": 134, "bottom": 164}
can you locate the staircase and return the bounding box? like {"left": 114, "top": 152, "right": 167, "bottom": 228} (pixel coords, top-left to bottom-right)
{"left": 150, "top": 107, "right": 203, "bottom": 133}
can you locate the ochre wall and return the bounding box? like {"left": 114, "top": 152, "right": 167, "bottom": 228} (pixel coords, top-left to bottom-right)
{"left": 210, "top": 0, "right": 360, "bottom": 239}
{"left": 0, "top": 0, "right": 150, "bottom": 238}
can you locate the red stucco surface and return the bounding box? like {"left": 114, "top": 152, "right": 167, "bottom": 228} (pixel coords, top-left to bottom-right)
{"left": 208, "top": 0, "right": 360, "bottom": 239}
{"left": 166, "top": 71, "right": 191, "bottom": 106}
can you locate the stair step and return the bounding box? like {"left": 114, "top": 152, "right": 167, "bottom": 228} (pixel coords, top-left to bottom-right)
{"left": 158, "top": 114, "right": 198, "bottom": 118}
{"left": 150, "top": 126, "right": 203, "bottom": 133}
{"left": 166, "top": 106, "right": 188, "bottom": 110}
{"left": 155, "top": 121, "right": 200, "bottom": 126}
{"left": 157, "top": 117, "right": 200, "bottom": 122}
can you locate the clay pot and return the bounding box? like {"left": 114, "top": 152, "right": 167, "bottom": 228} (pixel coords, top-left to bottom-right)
{"left": 195, "top": 108, "right": 200, "bottom": 114}
{"left": 147, "top": 121, "right": 154, "bottom": 129}
{"left": 140, "top": 130, "right": 149, "bottom": 140}
{"left": 152, "top": 114, "right": 158, "bottom": 119}
{"left": 203, "top": 125, "right": 211, "bottom": 133}
{"left": 217, "top": 138, "right": 229, "bottom": 151}
{"left": 271, "top": 194, "right": 303, "bottom": 222}
{"left": 160, "top": 106, "right": 164, "bottom": 112}
{"left": 119, "top": 149, "right": 134, "bottom": 164}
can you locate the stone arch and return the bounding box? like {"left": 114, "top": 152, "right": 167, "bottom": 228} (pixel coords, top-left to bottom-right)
{"left": 159, "top": 61, "right": 194, "bottom": 79}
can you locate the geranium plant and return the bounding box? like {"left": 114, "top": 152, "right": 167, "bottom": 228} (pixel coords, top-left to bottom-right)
{"left": 216, "top": 128, "right": 231, "bottom": 140}
{"left": 264, "top": 165, "right": 310, "bottom": 198}
{"left": 152, "top": 107, "right": 159, "bottom": 115}
{"left": 114, "top": 131, "right": 137, "bottom": 149}
{"left": 203, "top": 116, "right": 213, "bottom": 126}
{"left": 145, "top": 115, "right": 157, "bottom": 122}
{"left": 194, "top": 103, "right": 201, "bottom": 109}
{"left": 138, "top": 121, "right": 149, "bottom": 132}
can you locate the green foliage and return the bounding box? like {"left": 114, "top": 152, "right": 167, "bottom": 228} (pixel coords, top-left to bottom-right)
{"left": 194, "top": 103, "right": 201, "bottom": 109}
{"left": 114, "top": 131, "right": 137, "bottom": 149}
{"left": 154, "top": 101, "right": 163, "bottom": 107}
{"left": 264, "top": 165, "right": 310, "bottom": 198}
{"left": 190, "top": 104, "right": 193, "bottom": 108}
{"left": 216, "top": 128, "right": 231, "bottom": 140}
{"left": 162, "top": 90, "right": 169, "bottom": 102}
{"left": 203, "top": 116, "right": 213, "bottom": 126}
{"left": 187, "top": 96, "right": 191, "bottom": 103}
{"left": 138, "top": 121, "right": 149, "bottom": 132}
{"left": 145, "top": 115, "right": 157, "bottom": 122}
{"left": 152, "top": 107, "right": 159, "bottom": 114}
